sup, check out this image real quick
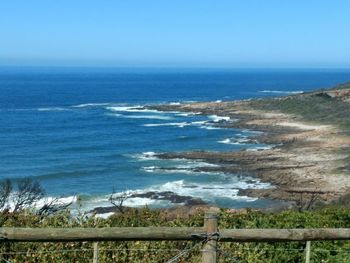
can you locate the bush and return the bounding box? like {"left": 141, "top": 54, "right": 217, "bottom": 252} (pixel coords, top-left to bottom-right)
{"left": 0, "top": 207, "right": 350, "bottom": 262}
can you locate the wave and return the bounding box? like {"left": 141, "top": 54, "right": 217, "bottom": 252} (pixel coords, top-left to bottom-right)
{"left": 120, "top": 115, "right": 173, "bottom": 120}
{"left": 218, "top": 138, "right": 240, "bottom": 145}
{"left": 130, "top": 179, "right": 270, "bottom": 204}
{"left": 199, "top": 125, "right": 222, "bottom": 130}
{"left": 3, "top": 194, "right": 77, "bottom": 212}
{"left": 208, "top": 115, "right": 231, "bottom": 122}
{"left": 141, "top": 159, "right": 219, "bottom": 174}
{"left": 37, "top": 107, "right": 71, "bottom": 112}
{"left": 34, "top": 195, "right": 77, "bottom": 208}
{"left": 191, "top": 121, "right": 208, "bottom": 125}
{"left": 218, "top": 137, "right": 258, "bottom": 145}
{"left": 143, "top": 120, "right": 225, "bottom": 130}
{"left": 154, "top": 179, "right": 270, "bottom": 197}
{"left": 74, "top": 175, "right": 272, "bottom": 214}
{"left": 79, "top": 193, "right": 165, "bottom": 215}
{"left": 72, "top": 103, "right": 111, "bottom": 108}
{"left": 260, "top": 90, "right": 304, "bottom": 94}
{"left": 143, "top": 122, "right": 190, "bottom": 128}
{"left": 141, "top": 166, "right": 218, "bottom": 175}
{"left": 131, "top": 151, "right": 159, "bottom": 161}
{"left": 106, "top": 106, "right": 160, "bottom": 113}
{"left": 177, "top": 112, "right": 201, "bottom": 116}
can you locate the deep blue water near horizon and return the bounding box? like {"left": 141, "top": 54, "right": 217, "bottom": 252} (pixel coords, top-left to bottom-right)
{"left": 1, "top": 67, "right": 350, "bottom": 211}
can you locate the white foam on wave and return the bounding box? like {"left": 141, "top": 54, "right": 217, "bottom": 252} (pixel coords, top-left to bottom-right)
{"left": 75, "top": 175, "right": 273, "bottom": 214}
{"left": 143, "top": 122, "right": 190, "bottom": 128}
{"left": 123, "top": 197, "right": 160, "bottom": 207}
{"left": 177, "top": 112, "right": 201, "bottom": 117}
{"left": 38, "top": 107, "right": 71, "bottom": 112}
{"left": 260, "top": 90, "right": 304, "bottom": 94}
{"left": 191, "top": 121, "right": 208, "bottom": 125}
{"left": 208, "top": 115, "right": 231, "bottom": 122}
{"left": 185, "top": 161, "right": 219, "bottom": 168}
{"left": 106, "top": 106, "right": 160, "bottom": 113}
{"left": 34, "top": 195, "right": 77, "bottom": 209}
{"left": 143, "top": 166, "right": 161, "bottom": 172}
{"left": 141, "top": 166, "right": 218, "bottom": 175}
{"left": 143, "top": 119, "right": 224, "bottom": 130}
{"left": 139, "top": 157, "right": 219, "bottom": 174}
{"left": 72, "top": 103, "right": 111, "bottom": 108}
{"left": 86, "top": 193, "right": 160, "bottom": 208}
{"left": 131, "top": 152, "right": 159, "bottom": 161}
{"left": 141, "top": 159, "right": 219, "bottom": 175}
{"left": 82, "top": 192, "right": 168, "bottom": 213}
{"left": 200, "top": 125, "right": 222, "bottom": 130}
{"left": 169, "top": 102, "right": 181, "bottom": 105}
{"left": 218, "top": 138, "right": 240, "bottom": 145}
{"left": 3, "top": 194, "right": 77, "bottom": 212}
{"left": 140, "top": 179, "right": 270, "bottom": 202}
{"left": 122, "top": 115, "right": 173, "bottom": 120}
{"left": 218, "top": 137, "right": 257, "bottom": 145}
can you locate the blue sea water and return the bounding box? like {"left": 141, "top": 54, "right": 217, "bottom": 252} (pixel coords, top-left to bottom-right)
{"left": 1, "top": 67, "right": 350, "bottom": 211}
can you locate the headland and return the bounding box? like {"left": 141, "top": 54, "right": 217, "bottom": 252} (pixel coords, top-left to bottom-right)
{"left": 147, "top": 83, "right": 350, "bottom": 207}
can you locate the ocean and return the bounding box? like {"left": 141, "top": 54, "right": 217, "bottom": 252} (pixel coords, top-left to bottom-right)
{"left": 1, "top": 67, "right": 350, "bottom": 212}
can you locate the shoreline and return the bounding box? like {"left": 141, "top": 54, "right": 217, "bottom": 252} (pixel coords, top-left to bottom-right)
{"left": 147, "top": 87, "right": 350, "bottom": 206}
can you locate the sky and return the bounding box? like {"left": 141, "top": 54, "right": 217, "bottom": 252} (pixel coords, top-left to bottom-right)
{"left": 1, "top": 0, "right": 350, "bottom": 68}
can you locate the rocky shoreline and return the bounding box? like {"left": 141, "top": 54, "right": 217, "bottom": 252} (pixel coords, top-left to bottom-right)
{"left": 147, "top": 89, "right": 350, "bottom": 206}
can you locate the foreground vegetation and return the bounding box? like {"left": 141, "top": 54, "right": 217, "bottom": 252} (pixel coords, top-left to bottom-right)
{"left": 0, "top": 206, "right": 350, "bottom": 263}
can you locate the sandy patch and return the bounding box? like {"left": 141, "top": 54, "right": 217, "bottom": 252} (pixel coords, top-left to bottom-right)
{"left": 277, "top": 122, "right": 332, "bottom": 131}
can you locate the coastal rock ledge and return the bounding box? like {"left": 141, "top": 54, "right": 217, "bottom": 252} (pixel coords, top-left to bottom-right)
{"left": 148, "top": 84, "right": 350, "bottom": 206}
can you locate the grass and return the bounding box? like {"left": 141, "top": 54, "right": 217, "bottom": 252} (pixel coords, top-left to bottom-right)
{"left": 1, "top": 207, "right": 350, "bottom": 262}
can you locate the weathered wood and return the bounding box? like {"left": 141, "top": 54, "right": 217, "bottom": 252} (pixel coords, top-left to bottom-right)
{"left": 93, "top": 242, "right": 99, "bottom": 263}
{"left": 0, "top": 227, "right": 349, "bottom": 242}
{"left": 220, "top": 228, "right": 350, "bottom": 242}
{"left": 0, "top": 227, "right": 204, "bottom": 242}
{"left": 305, "top": 241, "right": 311, "bottom": 263}
{"left": 202, "top": 211, "right": 218, "bottom": 263}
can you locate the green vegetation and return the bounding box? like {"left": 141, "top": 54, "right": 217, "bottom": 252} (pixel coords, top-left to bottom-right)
{"left": 249, "top": 84, "right": 350, "bottom": 131}
{"left": 332, "top": 82, "right": 350, "bottom": 90}
{"left": 0, "top": 207, "right": 350, "bottom": 262}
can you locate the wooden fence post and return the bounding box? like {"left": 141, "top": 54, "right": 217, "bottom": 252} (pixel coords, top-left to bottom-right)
{"left": 202, "top": 211, "right": 218, "bottom": 263}
{"left": 305, "top": 241, "right": 311, "bottom": 263}
{"left": 93, "top": 242, "right": 99, "bottom": 263}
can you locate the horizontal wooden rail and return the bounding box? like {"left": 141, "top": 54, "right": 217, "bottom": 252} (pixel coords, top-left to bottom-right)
{"left": 0, "top": 227, "right": 204, "bottom": 242}
{"left": 0, "top": 227, "right": 350, "bottom": 242}
{"left": 220, "top": 228, "right": 350, "bottom": 242}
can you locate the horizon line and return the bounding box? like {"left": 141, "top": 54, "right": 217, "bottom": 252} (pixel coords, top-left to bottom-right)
{"left": 1, "top": 65, "right": 350, "bottom": 71}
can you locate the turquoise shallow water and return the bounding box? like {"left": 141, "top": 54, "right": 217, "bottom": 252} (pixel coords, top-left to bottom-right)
{"left": 1, "top": 67, "right": 350, "bottom": 210}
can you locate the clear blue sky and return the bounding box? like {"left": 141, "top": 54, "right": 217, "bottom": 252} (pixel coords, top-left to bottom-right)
{"left": 1, "top": 0, "right": 350, "bottom": 68}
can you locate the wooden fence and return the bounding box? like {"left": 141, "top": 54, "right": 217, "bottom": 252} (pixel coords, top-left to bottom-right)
{"left": 0, "top": 211, "right": 349, "bottom": 262}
